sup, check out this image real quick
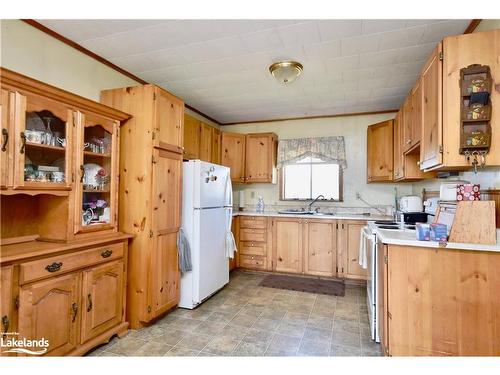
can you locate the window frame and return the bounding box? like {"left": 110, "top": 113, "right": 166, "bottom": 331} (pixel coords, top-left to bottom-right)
{"left": 279, "top": 158, "right": 344, "bottom": 202}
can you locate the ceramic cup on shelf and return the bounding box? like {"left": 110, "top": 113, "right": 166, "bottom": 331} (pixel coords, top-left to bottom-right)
{"left": 25, "top": 129, "right": 44, "bottom": 144}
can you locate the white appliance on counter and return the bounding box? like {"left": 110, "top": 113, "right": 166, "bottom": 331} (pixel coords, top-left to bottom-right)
{"left": 179, "top": 160, "right": 232, "bottom": 309}
{"left": 399, "top": 195, "right": 423, "bottom": 212}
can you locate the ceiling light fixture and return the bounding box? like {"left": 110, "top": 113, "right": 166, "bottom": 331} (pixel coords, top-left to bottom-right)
{"left": 269, "top": 61, "right": 303, "bottom": 84}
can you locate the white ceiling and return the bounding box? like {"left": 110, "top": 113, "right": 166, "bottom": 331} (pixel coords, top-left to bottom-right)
{"left": 36, "top": 19, "right": 471, "bottom": 124}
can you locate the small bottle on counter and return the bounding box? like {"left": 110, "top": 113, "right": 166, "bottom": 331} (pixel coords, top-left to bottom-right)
{"left": 256, "top": 196, "right": 265, "bottom": 213}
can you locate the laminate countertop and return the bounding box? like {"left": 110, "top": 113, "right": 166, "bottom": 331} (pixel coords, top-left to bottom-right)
{"left": 232, "top": 211, "right": 392, "bottom": 222}
{"left": 375, "top": 227, "right": 500, "bottom": 253}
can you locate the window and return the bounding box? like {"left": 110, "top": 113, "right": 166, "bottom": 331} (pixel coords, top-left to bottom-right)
{"left": 281, "top": 156, "right": 342, "bottom": 201}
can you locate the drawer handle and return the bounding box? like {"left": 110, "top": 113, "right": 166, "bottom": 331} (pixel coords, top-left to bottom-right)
{"left": 71, "top": 302, "right": 78, "bottom": 323}
{"left": 1, "top": 128, "right": 8, "bottom": 152}
{"left": 101, "top": 249, "right": 113, "bottom": 258}
{"left": 87, "top": 294, "right": 93, "bottom": 312}
{"left": 45, "top": 262, "right": 63, "bottom": 273}
{"left": 2, "top": 315, "right": 9, "bottom": 336}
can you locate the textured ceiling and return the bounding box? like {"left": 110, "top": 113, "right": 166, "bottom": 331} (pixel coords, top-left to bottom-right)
{"left": 36, "top": 19, "right": 470, "bottom": 123}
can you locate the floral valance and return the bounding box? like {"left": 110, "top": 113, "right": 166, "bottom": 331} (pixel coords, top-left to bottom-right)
{"left": 277, "top": 136, "right": 347, "bottom": 169}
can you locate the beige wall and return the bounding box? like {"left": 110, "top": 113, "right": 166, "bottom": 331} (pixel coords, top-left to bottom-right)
{"left": 475, "top": 19, "right": 500, "bottom": 32}
{"left": 226, "top": 113, "right": 413, "bottom": 209}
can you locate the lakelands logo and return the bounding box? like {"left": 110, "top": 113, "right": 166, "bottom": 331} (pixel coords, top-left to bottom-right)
{"left": 1, "top": 332, "right": 49, "bottom": 355}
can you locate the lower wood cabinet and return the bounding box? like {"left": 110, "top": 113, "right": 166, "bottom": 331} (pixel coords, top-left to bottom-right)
{"left": 381, "top": 244, "right": 500, "bottom": 356}
{"left": 338, "top": 221, "right": 368, "bottom": 280}
{"left": 237, "top": 216, "right": 367, "bottom": 281}
{"left": 150, "top": 232, "right": 179, "bottom": 318}
{"left": 19, "top": 272, "right": 81, "bottom": 356}
{"left": 273, "top": 218, "right": 303, "bottom": 274}
{"left": 81, "top": 261, "right": 124, "bottom": 343}
{"left": 1, "top": 237, "right": 129, "bottom": 357}
{"left": 304, "top": 220, "right": 336, "bottom": 277}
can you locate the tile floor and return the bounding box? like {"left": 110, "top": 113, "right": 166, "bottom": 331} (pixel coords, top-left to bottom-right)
{"left": 87, "top": 270, "right": 380, "bottom": 357}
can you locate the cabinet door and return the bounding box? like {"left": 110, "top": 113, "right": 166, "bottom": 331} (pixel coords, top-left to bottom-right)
{"left": 393, "top": 110, "right": 403, "bottom": 180}
{"left": 443, "top": 30, "right": 500, "bottom": 167}
{"left": 150, "top": 232, "right": 180, "bottom": 317}
{"left": 183, "top": 114, "right": 200, "bottom": 159}
{"left": 1, "top": 266, "right": 15, "bottom": 339}
{"left": 304, "top": 220, "right": 336, "bottom": 277}
{"left": 12, "top": 92, "right": 73, "bottom": 190}
{"left": 377, "top": 243, "right": 388, "bottom": 356}
{"left": 199, "top": 123, "right": 212, "bottom": 162}
{"left": 154, "top": 88, "right": 183, "bottom": 152}
{"left": 211, "top": 127, "right": 221, "bottom": 164}
{"left": 420, "top": 43, "right": 443, "bottom": 170}
{"left": 81, "top": 261, "right": 124, "bottom": 343}
{"left": 402, "top": 95, "right": 413, "bottom": 153}
{"left": 1, "top": 90, "right": 13, "bottom": 189}
{"left": 152, "top": 148, "right": 182, "bottom": 232}
{"left": 74, "top": 111, "right": 119, "bottom": 234}
{"left": 245, "top": 133, "right": 276, "bottom": 183}
{"left": 273, "top": 218, "right": 303, "bottom": 274}
{"left": 339, "top": 221, "right": 367, "bottom": 280}
{"left": 367, "top": 120, "right": 393, "bottom": 182}
{"left": 18, "top": 272, "right": 81, "bottom": 356}
{"left": 410, "top": 79, "right": 422, "bottom": 148}
{"left": 221, "top": 132, "right": 246, "bottom": 183}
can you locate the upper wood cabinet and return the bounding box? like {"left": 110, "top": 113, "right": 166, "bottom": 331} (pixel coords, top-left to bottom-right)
{"left": 221, "top": 131, "right": 246, "bottom": 183}
{"left": 410, "top": 79, "right": 422, "bottom": 148}
{"left": 199, "top": 122, "right": 213, "bottom": 162}
{"left": 211, "top": 127, "right": 221, "bottom": 164}
{"left": 1, "top": 90, "right": 12, "bottom": 189}
{"left": 367, "top": 120, "right": 394, "bottom": 182}
{"left": 183, "top": 114, "right": 200, "bottom": 159}
{"left": 154, "top": 88, "right": 184, "bottom": 152}
{"left": 420, "top": 43, "right": 443, "bottom": 170}
{"left": 18, "top": 272, "right": 81, "bottom": 356}
{"left": 273, "top": 217, "right": 303, "bottom": 274}
{"left": 338, "top": 221, "right": 367, "bottom": 280}
{"left": 393, "top": 111, "right": 403, "bottom": 180}
{"left": 245, "top": 133, "right": 277, "bottom": 183}
{"left": 303, "top": 220, "right": 336, "bottom": 277}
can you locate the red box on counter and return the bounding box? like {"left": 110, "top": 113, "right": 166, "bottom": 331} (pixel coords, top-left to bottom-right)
{"left": 456, "top": 184, "right": 480, "bottom": 201}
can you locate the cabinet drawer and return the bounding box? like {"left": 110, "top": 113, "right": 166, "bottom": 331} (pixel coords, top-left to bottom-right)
{"left": 239, "top": 255, "right": 266, "bottom": 270}
{"left": 19, "top": 242, "right": 124, "bottom": 284}
{"left": 240, "top": 228, "right": 266, "bottom": 242}
{"left": 239, "top": 216, "right": 267, "bottom": 229}
{"left": 239, "top": 241, "right": 266, "bottom": 256}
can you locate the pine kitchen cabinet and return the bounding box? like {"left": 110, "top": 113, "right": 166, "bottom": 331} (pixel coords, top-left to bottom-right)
{"left": 380, "top": 244, "right": 500, "bottom": 356}
{"left": 183, "top": 114, "right": 200, "bottom": 159}
{"left": 337, "top": 221, "right": 367, "bottom": 280}
{"left": 303, "top": 219, "right": 337, "bottom": 277}
{"left": 245, "top": 133, "right": 277, "bottom": 183}
{"left": 221, "top": 131, "right": 246, "bottom": 183}
{"left": 367, "top": 120, "right": 393, "bottom": 182}
{"left": 420, "top": 30, "right": 500, "bottom": 171}
{"left": 1, "top": 266, "right": 17, "bottom": 352}
{"left": 211, "top": 127, "right": 221, "bottom": 164}
{"left": 101, "top": 84, "right": 184, "bottom": 328}
{"left": 272, "top": 217, "right": 303, "bottom": 274}
{"left": 199, "top": 122, "right": 213, "bottom": 161}
{"left": 393, "top": 111, "right": 403, "bottom": 180}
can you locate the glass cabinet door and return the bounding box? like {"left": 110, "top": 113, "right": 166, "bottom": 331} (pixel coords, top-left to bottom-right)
{"left": 74, "top": 111, "right": 118, "bottom": 233}
{"left": 13, "top": 92, "right": 72, "bottom": 190}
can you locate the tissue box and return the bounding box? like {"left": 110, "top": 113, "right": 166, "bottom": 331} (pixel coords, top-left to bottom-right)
{"left": 456, "top": 184, "right": 480, "bottom": 201}
{"left": 416, "top": 223, "right": 431, "bottom": 241}
{"left": 430, "top": 223, "right": 448, "bottom": 242}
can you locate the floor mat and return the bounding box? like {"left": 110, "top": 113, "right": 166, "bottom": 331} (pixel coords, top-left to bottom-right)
{"left": 259, "top": 274, "right": 345, "bottom": 296}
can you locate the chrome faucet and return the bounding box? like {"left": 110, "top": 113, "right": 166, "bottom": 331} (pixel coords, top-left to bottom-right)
{"left": 308, "top": 195, "right": 325, "bottom": 212}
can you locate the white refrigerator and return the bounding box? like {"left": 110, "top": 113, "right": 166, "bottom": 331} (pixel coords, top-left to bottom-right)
{"left": 179, "top": 160, "right": 232, "bottom": 309}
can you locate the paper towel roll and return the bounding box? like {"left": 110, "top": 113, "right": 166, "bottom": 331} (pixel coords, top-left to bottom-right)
{"left": 239, "top": 190, "right": 245, "bottom": 210}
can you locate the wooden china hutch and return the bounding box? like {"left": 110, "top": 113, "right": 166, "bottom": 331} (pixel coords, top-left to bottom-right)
{"left": 0, "top": 68, "right": 132, "bottom": 356}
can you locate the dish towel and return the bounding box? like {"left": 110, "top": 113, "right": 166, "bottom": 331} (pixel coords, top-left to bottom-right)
{"left": 177, "top": 228, "right": 192, "bottom": 273}
{"left": 358, "top": 226, "right": 368, "bottom": 269}
{"left": 224, "top": 174, "right": 237, "bottom": 259}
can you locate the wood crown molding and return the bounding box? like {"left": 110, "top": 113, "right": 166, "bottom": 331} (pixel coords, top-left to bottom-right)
{"left": 221, "top": 109, "right": 398, "bottom": 126}
{"left": 464, "top": 19, "right": 482, "bottom": 34}
{"left": 21, "top": 19, "right": 403, "bottom": 126}
{"left": 0, "top": 67, "right": 131, "bottom": 121}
